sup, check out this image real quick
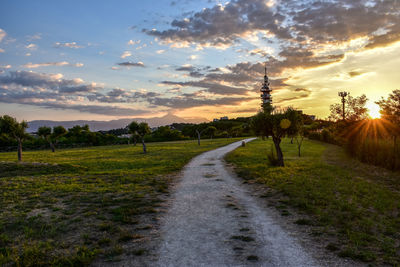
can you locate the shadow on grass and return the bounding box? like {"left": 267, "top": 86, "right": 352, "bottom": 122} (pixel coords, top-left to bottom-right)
{"left": 0, "top": 162, "right": 86, "bottom": 178}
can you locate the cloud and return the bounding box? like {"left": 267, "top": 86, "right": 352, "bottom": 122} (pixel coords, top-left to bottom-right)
{"left": 0, "top": 70, "right": 149, "bottom": 116}
{"left": 160, "top": 80, "right": 248, "bottom": 95}
{"left": 289, "top": 1, "right": 400, "bottom": 47}
{"left": 42, "top": 103, "right": 148, "bottom": 116}
{"left": 54, "top": 42, "right": 84, "bottom": 48}
{"left": 174, "top": 64, "right": 206, "bottom": 78}
{"left": 294, "top": 88, "right": 310, "bottom": 93}
{"left": 87, "top": 89, "right": 161, "bottom": 103}
{"left": 144, "top": 0, "right": 290, "bottom": 48}
{"left": 0, "top": 65, "right": 12, "bottom": 69}
{"left": 0, "top": 29, "right": 6, "bottom": 42}
{"left": 278, "top": 94, "right": 310, "bottom": 103}
{"left": 156, "top": 49, "right": 165, "bottom": 54}
{"left": 26, "top": 43, "right": 37, "bottom": 50}
{"left": 175, "top": 64, "right": 194, "bottom": 72}
{"left": 117, "top": 61, "right": 145, "bottom": 67}
{"left": 27, "top": 34, "right": 41, "bottom": 41}
{"left": 348, "top": 71, "right": 364, "bottom": 77}
{"left": 148, "top": 95, "right": 257, "bottom": 109}
{"left": 21, "top": 61, "right": 84, "bottom": 68}
{"left": 128, "top": 40, "right": 140, "bottom": 45}
{"left": 120, "top": 51, "right": 132, "bottom": 58}
{"left": 0, "top": 48, "right": 4, "bottom": 53}
{"left": 145, "top": 0, "right": 400, "bottom": 55}
{"left": 0, "top": 71, "right": 92, "bottom": 90}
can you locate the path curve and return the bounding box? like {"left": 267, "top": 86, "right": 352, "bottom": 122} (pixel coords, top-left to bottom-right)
{"left": 156, "top": 138, "right": 319, "bottom": 267}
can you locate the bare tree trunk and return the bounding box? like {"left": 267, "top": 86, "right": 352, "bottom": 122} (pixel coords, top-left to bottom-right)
{"left": 290, "top": 137, "right": 294, "bottom": 144}
{"left": 272, "top": 136, "right": 284, "bottom": 166}
{"left": 133, "top": 137, "right": 137, "bottom": 146}
{"left": 296, "top": 136, "right": 304, "bottom": 157}
{"left": 17, "top": 138, "right": 22, "bottom": 161}
{"left": 50, "top": 141, "right": 55, "bottom": 152}
{"left": 196, "top": 130, "right": 201, "bottom": 145}
{"left": 142, "top": 138, "right": 147, "bottom": 154}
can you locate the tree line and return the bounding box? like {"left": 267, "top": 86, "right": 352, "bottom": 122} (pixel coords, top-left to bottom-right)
{"left": 0, "top": 116, "right": 255, "bottom": 160}
{"left": 308, "top": 90, "right": 400, "bottom": 170}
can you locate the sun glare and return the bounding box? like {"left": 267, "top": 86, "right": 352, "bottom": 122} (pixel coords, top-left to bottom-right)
{"left": 366, "top": 102, "right": 381, "bottom": 119}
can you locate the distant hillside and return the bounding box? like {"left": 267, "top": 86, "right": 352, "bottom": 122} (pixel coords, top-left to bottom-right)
{"left": 27, "top": 113, "right": 207, "bottom": 132}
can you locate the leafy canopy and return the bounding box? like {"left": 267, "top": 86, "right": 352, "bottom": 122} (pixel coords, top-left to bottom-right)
{"left": 251, "top": 107, "right": 302, "bottom": 139}
{"left": 0, "top": 115, "right": 28, "bottom": 140}
{"left": 329, "top": 94, "right": 368, "bottom": 121}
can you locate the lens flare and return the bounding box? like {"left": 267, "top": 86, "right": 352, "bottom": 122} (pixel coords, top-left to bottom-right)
{"left": 366, "top": 102, "right": 381, "bottom": 119}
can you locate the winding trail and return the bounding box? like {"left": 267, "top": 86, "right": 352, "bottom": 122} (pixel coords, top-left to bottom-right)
{"left": 156, "top": 138, "right": 319, "bottom": 267}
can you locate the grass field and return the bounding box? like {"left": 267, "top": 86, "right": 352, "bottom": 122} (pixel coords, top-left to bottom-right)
{"left": 226, "top": 138, "right": 400, "bottom": 265}
{"left": 0, "top": 138, "right": 242, "bottom": 266}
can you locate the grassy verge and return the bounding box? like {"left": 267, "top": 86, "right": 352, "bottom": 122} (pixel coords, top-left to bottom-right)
{"left": 0, "top": 138, "right": 242, "bottom": 266}
{"left": 226, "top": 138, "right": 400, "bottom": 265}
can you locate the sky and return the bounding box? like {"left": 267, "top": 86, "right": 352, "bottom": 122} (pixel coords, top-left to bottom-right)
{"left": 0, "top": 0, "right": 399, "bottom": 122}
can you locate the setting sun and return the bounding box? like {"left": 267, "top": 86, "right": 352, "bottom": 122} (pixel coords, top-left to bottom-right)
{"left": 366, "top": 102, "right": 381, "bottom": 119}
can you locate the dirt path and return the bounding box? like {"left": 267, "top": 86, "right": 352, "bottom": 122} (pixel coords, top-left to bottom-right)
{"left": 156, "top": 138, "right": 319, "bottom": 266}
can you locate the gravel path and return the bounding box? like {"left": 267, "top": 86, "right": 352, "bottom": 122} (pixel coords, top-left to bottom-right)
{"left": 156, "top": 138, "right": 320, "bottom": 267}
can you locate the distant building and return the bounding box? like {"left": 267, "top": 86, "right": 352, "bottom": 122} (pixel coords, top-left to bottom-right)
{"left": 213, "top": 118, "right": 219, "bottom": 122}
{"left": 220, "top": 116, "right": 228, "bottom": 120}
{"left": 118, "top": 134, "right": 131, "bottom": 139}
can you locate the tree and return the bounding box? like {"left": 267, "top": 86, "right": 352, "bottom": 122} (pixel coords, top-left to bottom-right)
{"left": 329, "top": 94, "right": 368, "bottom": 121}
{"left": 51, "top": 126, "right": 67, "bottom": 150}
{"left": 206, "top": 126, "right": 217, "bottom": 139}
{"left": 0, "top": 115, "right": 28, "bottom": 161}
{"left": 230, "top": 125, "right": 243, "bottom": 137}
{"left": 295, "top": 126, "right": 305, "bottom": 157}
{"left": 38, "top": 126, "right": 56, "bottom": 152}
{"left": 128, "top": 121, "right": 139, "bottom": 146}
{"left": 251, "top": 107, "right": 302, "bottom": 166}
{"left": 195, "top": 124, "right": 209, "bottom": 145}
{"left": 128, "top": 121, "right": 151, "bottom": 153}
{"left": 376, "top": 89, "right": 400, "bottom": 127}
{"left": 376, "top": 90, "right": 400, "bottom": 167}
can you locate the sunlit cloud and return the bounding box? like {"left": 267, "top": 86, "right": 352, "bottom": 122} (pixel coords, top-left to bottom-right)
{"left": 54, "top": 42, "right": 84, "bottom": 48}
{"left": 120, "top": 51, "right": 132, "bottom": 59}
{"left": 127, "top": 40, "right": 140, "bottom": 45}
{"left": 0, "top": 28, "right": 6, "bottom": 42}
{"left": 25, "top": 43, "right": 37, "bottom": 50}
{"left": 21, "top": 62, "right": 83, "bottom": 68}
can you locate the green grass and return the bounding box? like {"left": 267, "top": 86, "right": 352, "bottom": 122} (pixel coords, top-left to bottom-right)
{"left": 0, "top": 138, "right": 242, "bottom": 266}
{"left": 226, "top": 138, "right": 400, "bottom": 265}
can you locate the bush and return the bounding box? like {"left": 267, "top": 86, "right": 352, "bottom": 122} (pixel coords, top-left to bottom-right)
{"left": 346, "top": 137, "right": 400, "bottom": 170}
